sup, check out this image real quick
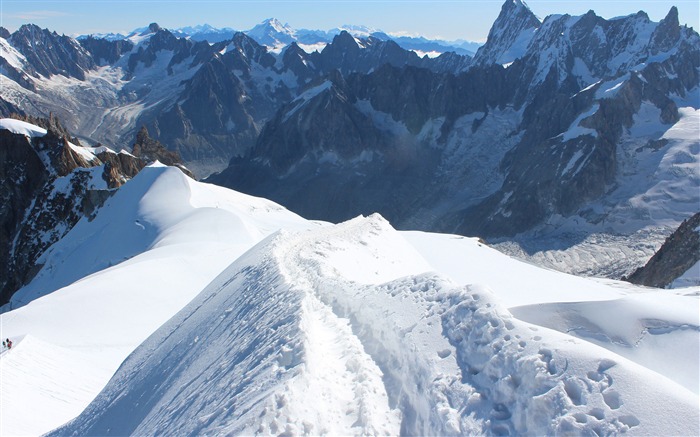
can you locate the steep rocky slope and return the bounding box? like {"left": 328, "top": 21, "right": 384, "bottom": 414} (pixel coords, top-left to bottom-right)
{"left": 627, "top": 212, "right": 700, "bottom": 288}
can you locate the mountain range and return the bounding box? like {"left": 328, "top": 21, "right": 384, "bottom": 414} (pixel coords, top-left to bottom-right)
{"left": 80, "top": 18, "right": 482, "bottom": 56}
{"left": 0, "top": 0, "right": 697, "bottom": 284}
{"left": 1, "top": 0, "right": 697, "bottom": 280}
{"left": 0, "top": 0, "right": 698, "bottom": 435}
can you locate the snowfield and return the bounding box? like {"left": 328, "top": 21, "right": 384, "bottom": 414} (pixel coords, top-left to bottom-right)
{"left": 1, "top": 165, "right": 699, "bottom": 436}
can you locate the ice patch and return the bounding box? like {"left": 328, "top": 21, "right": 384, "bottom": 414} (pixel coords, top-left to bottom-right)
{"left": 561, "top": 104, "right": 599, "bottom": 141}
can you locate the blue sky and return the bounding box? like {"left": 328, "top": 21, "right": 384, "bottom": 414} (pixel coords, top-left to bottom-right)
{"left": 1, "top": 0, "right": 698, "bottom": 42}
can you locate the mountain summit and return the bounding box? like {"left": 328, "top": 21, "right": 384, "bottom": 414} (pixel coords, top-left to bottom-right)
{"left": 472, "top": 0, "right": 540, "bottom": 66}
{"left": 246, "top": 18, "right": 296, "bottom": 49}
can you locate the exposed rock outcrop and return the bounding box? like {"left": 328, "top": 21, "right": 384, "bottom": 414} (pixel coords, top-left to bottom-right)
{"left": 0, "top": 117, "right": 192, "bottom": 305}
{"left": 0, "top": 121, "right": 105, "bottom": 305}
{"left": 132, "top": 126, "right": 194, "bottom": 179}
{"left": 79, "top": 36, "right": 134, "bottom": 65}
{"left": 627, "top": 213, "right": 700, "bottom": 288}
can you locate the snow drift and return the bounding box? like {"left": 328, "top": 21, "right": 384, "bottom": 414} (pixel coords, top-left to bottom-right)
{"left": 1, "top": 164, "right": 698, "bottom": 436}
{"left": 53, "top": 216, "right": 700, "bottom": 435}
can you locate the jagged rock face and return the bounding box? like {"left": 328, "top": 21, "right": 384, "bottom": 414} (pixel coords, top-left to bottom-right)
{"left": 472, "top": 0, "right": 540, "bottom": 66}
{"left": 650, "top": 7, "right": 681, "bottom": 54}
{"left": 143, "top": 32, "right": 283, "bottom": 175}
{"left": 0, "top": 97, "right": 24, "bottom": 116}
{"left": 0, "top": 125, "right": 110, "bottom": 305}
{"left": 281, "top": 43, "right": 318, "bottom": 85}
{"left": 254, "top": 73, "right": 385, "bottom": 173}
{"left": 0, "top": 129, "right": 49, "bottom": 304}
{"left": 132, "top": 126, "right": 194, "bottom": 178}
{"left": 216, "top": 72, "right": 440, "bottom": 223}
{"left": 1, "top": 22, "right": 471, "bottom": 177}
{"left": 0, "top": 57, "right": 35, "bottom": 91}
{"left": 209, "top": 64, "right": 513, "bottom": 223}
{"left": 97, "top": 150, "right": 145, "bottom": 188}
{"left": 627, "top": 213, "right": 700, "bottom": 288}
{"left": 210, "top": 4, "right": 699, "bottom": 248}
{"left": 9, "top": 24, "right": 95, "bottom": 80}
{"left": 124, "top": 28, "right": 210, "bottom": 78}
{"left": 0, "top": 117, "right": 191, "bottom": 305}
{"left": 424, "top": 51, "right": 472, "bottom": 74}
{"left": 307, "top": 31, "right": 471, "bottom": 76}
{"left": 317, "top": 32, "right": 421, "bottom": 74}
{"left": 79, "top": 36, "right": 134, "bottom": 65}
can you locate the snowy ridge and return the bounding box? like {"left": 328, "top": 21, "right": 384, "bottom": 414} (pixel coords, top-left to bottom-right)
{"left": 0, "top": 165, "right": 310, "bottom": 436}
{"left": 0, "top": 118, "right": 48, "bottom": 138}
{"left": 50, "top": 213, "right": 699, "bottom": 436}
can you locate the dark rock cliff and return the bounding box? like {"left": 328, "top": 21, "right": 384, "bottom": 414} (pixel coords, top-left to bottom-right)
{"left": 627, "top": 213, "right": 700, "bottom": 288}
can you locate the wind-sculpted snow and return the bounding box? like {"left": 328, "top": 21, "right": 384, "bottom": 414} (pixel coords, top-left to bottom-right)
{"left": 0, "top": 165, "right": 310, "bottom": 436}
{"left": 54, "top": 214, "right": 699, "bottom": 436}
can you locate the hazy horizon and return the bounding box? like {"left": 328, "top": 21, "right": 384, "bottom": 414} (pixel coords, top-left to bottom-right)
{"left": 1, "top": 0, "right": 698, "bottom": 43}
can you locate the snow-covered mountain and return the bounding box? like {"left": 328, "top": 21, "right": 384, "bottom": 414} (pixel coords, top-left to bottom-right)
{"left": 1, "top": 155, "right": 698, "bottom": 435}
{"left": 1, "top": 0, "right": 698, "bottom": 279}
{"left": 1, "top": 22, "right": 472, "bottom": 178}
{"left": 471, "top": 0, "right": 539, "bottom": 67}
{"left": 210, "top": 3, "right": 699, "bottom": 278}
{"left": 76, "top": 19, "right": 480, "bottom": 56}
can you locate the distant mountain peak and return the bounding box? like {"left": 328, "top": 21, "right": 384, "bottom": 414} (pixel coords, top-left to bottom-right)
{"left": 262, "top": 18, "right": 290, "bottom": 31}
{"left": 471, "top": 0, "right": 540, "bottom": 66}
{"left": 506, "top": 0, "right": 531, "bottom": 10}
{"left": 147, "top": 22, "right": 161, "bottom": 34}
{"left": 665, "top": 5, "right": 680, "bottom": 24}
{"left": 246, "top": 18, "right": 295, "bottom": 48}
{"left": 649, "top": 5, "right": 682, "bottom": 54}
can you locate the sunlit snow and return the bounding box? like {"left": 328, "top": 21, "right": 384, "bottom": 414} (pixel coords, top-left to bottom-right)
{"left": 1, "top": 163, "right": 697, "bottom": 436}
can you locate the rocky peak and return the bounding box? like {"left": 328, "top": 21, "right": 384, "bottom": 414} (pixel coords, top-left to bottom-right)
{"left": 79, "top": 36, "right": 134, "bottom": 65}
{"left": 9, "top": 24, "right": 95, "bottom": 80}
{"left": 0, "top": 27, "right": 10, "bottom": 39}
{"left": 472, "top": 0, "right": 540, "bottom": 66}
{"left": 125, "top": 27, "right": 200, "bottom": 76}
{"left": 281, "top": 42, "right": 318, "bottom": 83}
{"left": 329, "top": 30, "right": 360, "bottom": 51}
{"left": 214, "top": 32, "right": 276, "bottom": 75}
{"left": 649, "top": 6, "right": 681, "bottom": 54}
{"left": 148, "top": 23, "right": 162, "bottom": 33}
{"left": 132, "top": 126, "right": 194, "bottom": 178}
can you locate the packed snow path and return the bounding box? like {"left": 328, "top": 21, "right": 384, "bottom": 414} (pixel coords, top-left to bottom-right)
{"left": 54, "top": 215, "right": 698, "bottom": 436}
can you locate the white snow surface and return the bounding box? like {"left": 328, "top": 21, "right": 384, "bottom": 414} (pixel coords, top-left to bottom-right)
{"left": 669, "top": 261, "right": 700, "bottom": 288}
{"left": 0, "top": 165, "right": 310, "bottom": 436}
{"left": 0, "top": 37, "right": 29, "bottom": 71}
{"left": 1, "top": 165, "right": 699, "bottom": 436}
{"left": 0, "top": 118, "right": 47, "bottom": 138}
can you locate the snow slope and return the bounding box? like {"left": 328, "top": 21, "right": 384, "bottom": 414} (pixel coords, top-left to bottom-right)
{"left": 0, "top": 118, "right": 47, "bottom": 138}
{"left": 1, "top": 164, "right": 698, "bottom": 436}
{"left": 51, "top": 215, "right": 699, "bottom": 436}
{"left": 0, "top": 164, "right": 310, "bottom": 436}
